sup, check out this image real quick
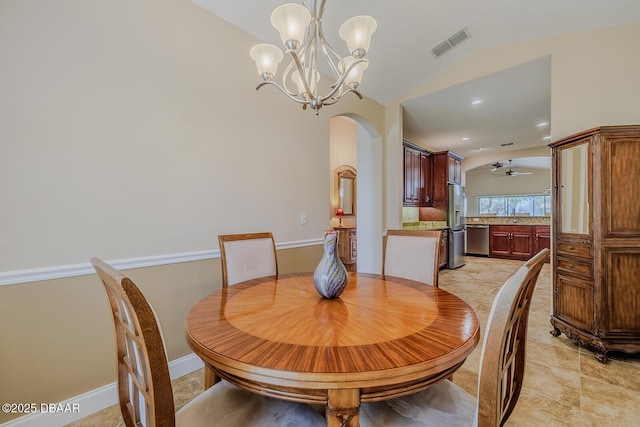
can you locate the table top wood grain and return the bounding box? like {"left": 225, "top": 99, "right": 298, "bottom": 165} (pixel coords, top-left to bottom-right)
{"left": 185, "top": 272, "right": 479, "bottom": 426}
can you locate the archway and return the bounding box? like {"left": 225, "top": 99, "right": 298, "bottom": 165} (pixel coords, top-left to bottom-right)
{"left": 330, "top": 114, "right": 383, "bottom": 274}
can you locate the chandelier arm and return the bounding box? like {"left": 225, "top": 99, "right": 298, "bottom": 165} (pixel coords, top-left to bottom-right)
{"left": 323, "top": 89, "right": 363, "bottom": 106}
{"left": 317, "top": 21, "right": 343, "bottom": 78}
{"left": 315, "top": 0, "right": 342, "bottom": 74}
{"left": 298, "top": 18, "right": 315, "bottom": 56}
{"left": 281, "top": 60, "right": 299, "bottom": 96}
{"left": 256, "top": 81, "right": 310, "bottom": 106}
{"left": 289, "top": 49, "right": 317, "bottom": 102}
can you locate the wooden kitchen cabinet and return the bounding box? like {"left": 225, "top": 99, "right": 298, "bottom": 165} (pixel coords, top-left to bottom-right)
{"left": 549, "top": 125, "right": 640, "bottom": 363}
{"left": 489, "top": 225, "right": 533, "bottom": 260}
{"left": 448, "top": 155, "right": 462, "bottom": 184}
{"left": 334, "top": 227, "right": 357, "bottom": 265}
{"left": 403, "top": 141, "right": 432, "bottom": 206}
{"left": 533, "top": 225, "right": 551, "bottom": 262}
{"left": 403, "top": 144, "right": 421, "bottom": 205}
{"left": 438, "top": 229, "right": 448, "bottom": 269}
{"left": 431, "top": 150, "right": 463, "bottom": 210}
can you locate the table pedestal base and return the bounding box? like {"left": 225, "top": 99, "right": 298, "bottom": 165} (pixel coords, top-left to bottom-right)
{"left": 327, "top": 389, "right": 360, "bottom": 427}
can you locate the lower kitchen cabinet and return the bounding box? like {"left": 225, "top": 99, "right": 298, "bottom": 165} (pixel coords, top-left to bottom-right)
{"left": 489, "top": 225, "right": 534, "bottom": 260}
{"left": 487, "top": 224, "right": 551, "bottom": 261}
{"left": 438, "top": 229, "right": 448, "bottom": 269}
{"left": 533, "top": 225, "right": 551, "bottom": 262}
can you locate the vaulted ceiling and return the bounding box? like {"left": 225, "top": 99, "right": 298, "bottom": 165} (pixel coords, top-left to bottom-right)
{"left": 193, "top": 1, "right": 640, "bottom": 163}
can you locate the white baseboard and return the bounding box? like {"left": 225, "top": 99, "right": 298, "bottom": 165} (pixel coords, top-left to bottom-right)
{"left": 0, "top": 354, "right": 204, "bottom": 427}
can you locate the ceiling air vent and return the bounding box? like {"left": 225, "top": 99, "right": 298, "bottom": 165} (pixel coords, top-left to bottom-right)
{"left": 430, "top": 27, "right": 471, "bottom": 58}
{"left": 501, "top": 142, "right": 514, "bottom": 147}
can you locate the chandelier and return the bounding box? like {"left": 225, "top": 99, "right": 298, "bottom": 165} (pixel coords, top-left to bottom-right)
{"left": 249, "top": 0, "right": 377, "bottom": 115}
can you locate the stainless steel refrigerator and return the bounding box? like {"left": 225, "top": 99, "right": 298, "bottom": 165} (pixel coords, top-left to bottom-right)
{"left": 447, "top": 183, "right": 466, "bottom": 269}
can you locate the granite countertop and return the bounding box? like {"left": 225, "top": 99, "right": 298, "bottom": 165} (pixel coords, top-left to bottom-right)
{"left": 402, "top": 217, "right": 551, "bottom": 229}
{"left": 402, "top": 221, "right": 448, "bottom": 230}
{"left": 465, "top": 216, "right": 551, "bottom": 226}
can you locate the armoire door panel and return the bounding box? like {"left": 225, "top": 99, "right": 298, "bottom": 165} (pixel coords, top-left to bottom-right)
{"left": 556, "top": 275, "right": 594, "bottom": 331}
{"left": 603, "top": 136, "right": 640, "bottom": 236}
{"left": 605, "top": 250, "right": 640, "bottom": 333}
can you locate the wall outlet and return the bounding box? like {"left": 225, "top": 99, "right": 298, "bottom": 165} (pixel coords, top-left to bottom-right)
{"left": 300, "top": 212, "right": 307, "bottom": 225}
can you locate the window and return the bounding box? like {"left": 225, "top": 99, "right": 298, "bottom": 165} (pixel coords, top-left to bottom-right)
{"left": 478, "top": 194, "right": 551, "bottom": 216}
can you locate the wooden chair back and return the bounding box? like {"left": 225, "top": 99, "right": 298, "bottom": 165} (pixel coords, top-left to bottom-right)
{"left": 383, "top": 229, "right": 442, "bottom": 287}
{"left": 92, "top": 258, "right": 175, "bottom": 427}
{"left": 218, "top": 232, "right": 278, "bottom": 287}
{"left": 476, "top": 248, "right": 549, "bottom": 426}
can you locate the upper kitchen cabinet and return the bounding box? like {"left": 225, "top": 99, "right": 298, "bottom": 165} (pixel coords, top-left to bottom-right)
{"left": 403, "top": 141, "right": 432, "bottom": 207}
{"left": 447, "top": 154, "right": 462, "bottom": 184}
{"left": 432, "top": 151, "right": 463, "bottom": 210}
{"left": 549, "top": 125, "right": 640, "bottom": 363}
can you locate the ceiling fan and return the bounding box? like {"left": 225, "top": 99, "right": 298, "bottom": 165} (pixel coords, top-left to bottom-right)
{"left": 490, "top": 159, "right": 521, "bottom": 172}
{"left": 492, "top": 160, "right": 532, "bottom": 177}
{"left": 504, "top": 168, "right": 533, "bottom": 177}
{"left": 490, "top": 161, "right": 504, "bottom": 172}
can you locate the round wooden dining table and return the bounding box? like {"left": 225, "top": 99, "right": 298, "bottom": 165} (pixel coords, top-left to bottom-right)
{"left": 185, "top": 272, "right": 479, "bottom": 427}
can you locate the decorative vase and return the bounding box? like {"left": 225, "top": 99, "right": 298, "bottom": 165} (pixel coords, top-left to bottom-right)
{"left": 313, "top": 230, "right": 349, "bottom": 299}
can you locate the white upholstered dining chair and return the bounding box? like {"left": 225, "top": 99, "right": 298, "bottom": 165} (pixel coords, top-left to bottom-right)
{"left": 361, "top": 248, "right": 549, "bottom": 427}
{"left": 383, "top": 229, "right": 442, "bottom": 287}
{"left": 91, "top": 258, "right": 325, "bottom": 427}
{"left": 218, "top": 232, "right": 278, "bottom": 288}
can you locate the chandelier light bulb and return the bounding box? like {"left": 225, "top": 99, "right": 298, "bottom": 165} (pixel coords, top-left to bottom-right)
{"left": 250, "top": 43, "right": 284, "bottom": 81}
{"left": 292, "top": 68, "right": 320, "bottom": 96}
{"left": 270, "top": 3, "right": 312, "bottom": 49}
{"left": 341, "top": 57, "right": 368, "bottom": 89}
{"left": 339, "top": 15, "right": 377, "bottom": 58}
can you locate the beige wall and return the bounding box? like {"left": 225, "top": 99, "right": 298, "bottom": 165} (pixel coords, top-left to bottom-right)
{"left": 0, "top": 0, "right": 383, "bottom": 423}
{"left": 0, "top": 0, "right": 384, "bottom": 272}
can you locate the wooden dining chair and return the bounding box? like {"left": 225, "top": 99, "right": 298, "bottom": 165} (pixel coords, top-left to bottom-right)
{"left": 218, "top": 232, "right": 278, "bottom": 288}
{"left": 382, "top": 229, "right": 442, "bottom": 287}
{"left": 91, "top": 258, "right": 325, "bottom": 427}
{"left": 361, "top": 248, "right": 549, "bottom": 427}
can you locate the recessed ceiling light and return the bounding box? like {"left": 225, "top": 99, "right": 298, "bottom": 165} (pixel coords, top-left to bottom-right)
{"left": 471, "top": 99, "right": 483, "bottom": 105}
{"left": 462, "top": 137, "right": 470, "bottom": 141}
{"left": 543, "top": 136, "right": 551, "bottom": 140}
{"left": 537, "top": 122, "right": 549, "bottom": 127}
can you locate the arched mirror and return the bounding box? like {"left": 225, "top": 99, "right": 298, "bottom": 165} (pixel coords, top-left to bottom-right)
{"left": 336, "top": 166, "right": 356, "bottom": 215}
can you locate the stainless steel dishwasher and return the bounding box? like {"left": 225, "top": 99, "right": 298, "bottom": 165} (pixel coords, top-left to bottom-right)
{"left": 466, "top": 224, "right": 489, "bottom": 256}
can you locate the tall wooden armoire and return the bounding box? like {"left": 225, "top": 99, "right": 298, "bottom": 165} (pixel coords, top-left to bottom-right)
{"left": 549, "top": 125, "right": 640, "bottom": 363}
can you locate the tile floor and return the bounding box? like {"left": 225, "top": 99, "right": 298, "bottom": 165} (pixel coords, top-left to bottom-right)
{"left": 68, "top": 256, "right": 640, "bottom": 426}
